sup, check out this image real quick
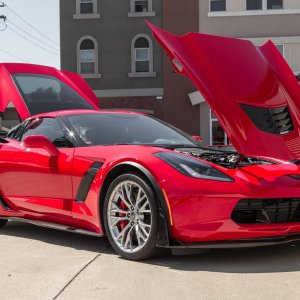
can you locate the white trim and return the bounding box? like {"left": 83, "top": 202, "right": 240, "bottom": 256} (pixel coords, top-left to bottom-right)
{"left": 128, "top": 12, "right": 155, "bottom": 17}
{"left": 130, "top": 33, "right": 154, "bottom": 74}
{"left": 82, "top": 74, "right": 102, "bottom": 79}
{"left": 243, "top": 36, "right": 300, "bottom": 44}
{"left": 262, "top": 0, "right": 268, "bottom": 10}
{"left": 73, "top": 13, "right": 100, "bottom": 19}
{"left": 208, "top": 9, "right": 300, "bottom": 17}
{"left": 128, "top": 72, "right": 157, "bottom": 78}
{"left": 77, "top": 35, "right": 100, "bottom": 76}
{"left": 188, "top": 91, "right": 205, "bottom": 106}
{"left": 94, "top": 88, "right": 163, "bottom": 98}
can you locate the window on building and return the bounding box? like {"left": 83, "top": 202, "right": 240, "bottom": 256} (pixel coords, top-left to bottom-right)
{"left": 210, "top": 0, "right": 226, "bottom": 12}
{"left": 80, "top": 40, "right": 95, "bottom": 74}
{"left": 267, "top": 0, "right": 283, "bottom": 9}
{"left": 134, "top": 0, "right": 149, "bottom": 12}
{"left": 74, "top": 0, "right": 99, "bottom": 19}
{"left": 80, "top": 0, "right": 95, "bottom": 14}
{"left": 210, "top": 110, "right": 229, "bottom": 145}
{"left": 129, "top": 34, "right": 155, "bottom": 77}
{"left": 135, "top": 38, "right": 150, "bottom": 72}
{"left": 78, "top": 38, "right": 97, "bottom": 74}
{"left": 246, "top": 0, "right": 262, "bottom": 10}
{"left": 128, "top": 0, "right": 154, "bottom": 17}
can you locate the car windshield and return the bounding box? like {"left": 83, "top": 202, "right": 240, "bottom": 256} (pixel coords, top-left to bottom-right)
{"left": 63, "top": 113, "right": 200, "bottom": 147}
{"left": 12, "top": 74, "right": 95, "bottom": 115}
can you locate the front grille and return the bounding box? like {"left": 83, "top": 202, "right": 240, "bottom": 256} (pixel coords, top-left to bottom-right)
{"left": 232, "top": 198, "right": 300, "bottom": 224}
{"left": 241, "top": 104, "right": 294, "bottom": 135}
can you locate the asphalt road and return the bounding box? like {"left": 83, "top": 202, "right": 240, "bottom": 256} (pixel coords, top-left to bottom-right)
{"left": 1, "top": 221, "right": 300, "bottom": 300}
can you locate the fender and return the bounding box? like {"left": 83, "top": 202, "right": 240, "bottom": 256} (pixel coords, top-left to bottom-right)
{"left": 103, "top": 161, "right": 171, "bottom": 247}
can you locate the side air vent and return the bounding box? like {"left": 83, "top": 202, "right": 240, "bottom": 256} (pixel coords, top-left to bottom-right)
{"left": 241, "top": 104, "right": 294, "bottom": 135}
{"left": 0, "top": 196, "right": 11, "bottom": 210}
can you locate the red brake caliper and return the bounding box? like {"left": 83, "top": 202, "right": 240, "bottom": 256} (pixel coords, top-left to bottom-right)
{"left": 119, "top": 200, "right": 128, "bottom": 230}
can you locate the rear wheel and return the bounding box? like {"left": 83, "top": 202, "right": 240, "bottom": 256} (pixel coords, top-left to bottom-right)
{"left": 0, "top": 219, "right": 7, "bottom": 228}
{"left": 103, "top": 173, "right": 160, "bottom": 260}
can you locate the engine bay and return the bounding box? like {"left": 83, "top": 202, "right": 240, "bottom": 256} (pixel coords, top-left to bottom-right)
{"left": 175, "top": 147, "right": 274, "bottom": 169}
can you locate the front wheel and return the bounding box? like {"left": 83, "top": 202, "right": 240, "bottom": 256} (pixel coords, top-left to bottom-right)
{"left": 103, "top": 173, "right": 160, "bottom": 260}
{"left": 0, "top": 219, "right": 7, "bottom": 228}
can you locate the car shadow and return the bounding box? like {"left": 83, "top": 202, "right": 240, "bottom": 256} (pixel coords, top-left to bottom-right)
{"left": 0, "top": 221, "right": 113, "bottom": 254}
{"left": 2, "top": 221, "right": 300, "bottom": 274}
{"left": 145, "top": 242, "right": 300, "bottom": 274}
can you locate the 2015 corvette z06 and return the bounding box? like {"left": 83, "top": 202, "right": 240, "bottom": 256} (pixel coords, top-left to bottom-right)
{"left": 2, "top": 23, "right": 300, "bottom": 260}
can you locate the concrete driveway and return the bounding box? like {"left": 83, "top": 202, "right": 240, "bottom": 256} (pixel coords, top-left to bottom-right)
{"left": 1, "top": 221, "right": 300, "bottom": 300}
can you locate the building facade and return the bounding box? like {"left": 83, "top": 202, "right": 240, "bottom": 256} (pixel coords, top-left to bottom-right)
{"left": 58, "top": 0, "right": 300, "bottom": 146}
{"left": 193, "top": 0, "right": 300, "bottom": 145}
{"left": 60, "top": 0, "right": 163, "bottom": 118}
{"left": 161, "top": 0, "right": 200, "bottom": 136}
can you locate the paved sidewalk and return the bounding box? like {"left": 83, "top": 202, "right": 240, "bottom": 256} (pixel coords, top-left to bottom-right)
{"left": 1, "top": 221, "right": 300, "bottom": 300}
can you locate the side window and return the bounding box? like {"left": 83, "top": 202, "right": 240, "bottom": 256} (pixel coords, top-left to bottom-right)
{"left": 6, "top": 122, "right": 27, "bottom": 141}
{"left": 21, "top": 118, "right": 69, "bottom": 148}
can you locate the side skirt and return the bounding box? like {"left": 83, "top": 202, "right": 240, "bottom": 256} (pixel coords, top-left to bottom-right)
{"left": 0, "top": 217, "right": 102, "bottom": 238}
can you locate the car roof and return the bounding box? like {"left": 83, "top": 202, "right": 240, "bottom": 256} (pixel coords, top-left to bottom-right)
{"left": 25, "top": 109, "right": 146, "bottom": 120}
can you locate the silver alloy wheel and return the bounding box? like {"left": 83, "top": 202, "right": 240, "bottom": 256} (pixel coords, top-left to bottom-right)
{"left": 107, "top": 180, "right": 152, "bottom": 254}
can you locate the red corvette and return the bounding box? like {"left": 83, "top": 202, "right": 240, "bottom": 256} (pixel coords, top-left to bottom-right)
{"left": 2, "top": 24, "right": 300, "bottom": 260}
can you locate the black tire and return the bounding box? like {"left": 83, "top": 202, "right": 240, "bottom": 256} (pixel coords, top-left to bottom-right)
{"left": 103, "top": 173, "right": 161, "bottom": 260}
{"left": 0, "top": 219, "right": 7, "bottom": 228}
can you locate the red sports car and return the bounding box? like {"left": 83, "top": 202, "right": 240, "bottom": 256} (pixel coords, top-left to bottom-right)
{"left": 2, "top": 24, "right": 300, "bottom": 260}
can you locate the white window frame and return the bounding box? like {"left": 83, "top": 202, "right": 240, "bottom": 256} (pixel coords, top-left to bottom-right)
{"left": 77, "top": 35, "right": 101, "bottom": 79}
{"left": 73, "top": 0, "right": 100, "bottom": 19}
{"left": 209, "top": 110, "right": 229, "bottom": 146}
{"left": 246, "top": 0, "right": 283, "bottom": 11}
{"left": 209, "top": 0, "right": 227, "bottom": 12}
{"left": 128, "top": 0, "right": 155, "bottom": 17}
{"left": 128, "top": 34, "right": 156, "bottom": 78}
{"left": 208, "top": 0, "right": 300, "bottom": 17}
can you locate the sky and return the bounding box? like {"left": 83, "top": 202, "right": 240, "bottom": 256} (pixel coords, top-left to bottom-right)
{"left": 0, "top": 0, "right": 60, "bottom": 68}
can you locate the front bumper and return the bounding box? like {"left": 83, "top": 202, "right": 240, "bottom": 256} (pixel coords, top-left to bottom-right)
{"left": 165, "top": 233, "right": 300, "bottom": 249}
{"left": 157, "top": 166, "right": 300, "bottom": 244}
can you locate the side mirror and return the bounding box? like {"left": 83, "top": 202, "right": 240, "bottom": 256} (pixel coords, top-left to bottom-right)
{"left": 23, "top": 135, "right": 59, "bottom": 157}
{"left": 192, "top": 135, "right": 203, "bottom": 143}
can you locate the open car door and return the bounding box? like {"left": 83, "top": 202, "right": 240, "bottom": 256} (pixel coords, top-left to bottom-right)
{"left": 0, "top": 63, "right": 99, "bottom": 121}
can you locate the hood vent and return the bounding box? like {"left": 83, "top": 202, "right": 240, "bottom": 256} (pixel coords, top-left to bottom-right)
{"left": 241, "top": 104, "right": 294, "bottom": 135}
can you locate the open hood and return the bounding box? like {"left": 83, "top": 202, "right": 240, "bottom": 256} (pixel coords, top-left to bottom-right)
{"left": 0, "top": 63, "right": 99, "bottom": 120}
{"left": 147, "top": 22, "right": 300, "bottom": 161}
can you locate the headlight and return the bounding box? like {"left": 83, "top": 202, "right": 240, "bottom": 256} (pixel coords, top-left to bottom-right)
{"left": 154, "top": 152, "right": 233, "bottom": 182}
